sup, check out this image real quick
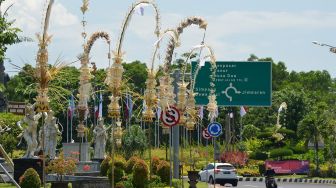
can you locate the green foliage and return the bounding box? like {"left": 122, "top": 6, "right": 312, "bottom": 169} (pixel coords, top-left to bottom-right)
{"left": 100, "top": 156, "right": 112, "bottom": 176}
{"left": 5, "top": 65, "right": 80, "bottom": 116}
{"left": 122, "top": 61, "right": 148, "bottom": 93}
{"left": 156, "top": 160, "right": 170, "bottom": 184}
{"left": 122, "top": 125, "right": 147, "bottom": 159}
{"left": 242, "top": 124, "right": 260, "bottom": 140}
{"left": 0, "top": 133, "right": 16, "bottom": 155}
{"left": 269, "top": 148, "right": 293, "bottom": 159}
{"left": 257, "top": 132, "right": 273, "bottom": 139}
{"left": 277, "top": 128, "right": 295, "bottom": 136}
{"left": 114, "top": 155, "right": 127, "bottom": 169}
{"left": 151, "top": 156, "right": 161, "bottom": 174}
{"left": 244, "top": 138, "right": 262, "bottom": 152}
{"left": 172, "top": 178, "right": 182, "bottom": 188}
{"left": 107, "top": 167, "right": 124, "bottom": 185}
{"left": 291, "top": 143, "right": 307, "bottom": 154}
{"left": 115, "top": 182, "right": 125, "bottom": 188}
{"left": 0, "top": 4, "right": 21, "bottom": 63}
{"left": 107, "top": 155, "right": 126, "bottom": 184}
{"left": 249, "top": 151, "right": 268, "bottom": 160}
{"left": 0, "top": 113, "right": 23, "bottom": 155}
{"left": 148, "top": 175, "right": 165, "bottom": 187}
{"left": 132, "top": 159, "right": 149, "bottom": 188}
{"left": 237, "top": 168, "right": 260, "bottom": 177}
{"left": 19, "top": 168, "right": 41, "bottom": 188}
{"left": 125, "top": 156, "right": 139, "bottom": 174}
{"left": 5, "top": 64, "right": 36, "bottom": 103}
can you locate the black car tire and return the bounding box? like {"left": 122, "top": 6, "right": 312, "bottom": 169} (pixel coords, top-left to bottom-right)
{"left": 232, "top": 181, "right": 238, "bottom": 187}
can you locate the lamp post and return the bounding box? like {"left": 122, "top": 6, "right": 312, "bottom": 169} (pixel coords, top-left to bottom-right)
{"left": 312, "top": 41, "right": 336, "bottom": 53}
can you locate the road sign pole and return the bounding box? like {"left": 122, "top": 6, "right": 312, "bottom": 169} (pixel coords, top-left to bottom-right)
{"left": 172, "top": 70, "right": 180, "bottom": 179}
{"left": 169, "top": 127, "right": 172, "bottom": 188}
{"left": 213, "top": 136, "right": 216, "bottom": 187}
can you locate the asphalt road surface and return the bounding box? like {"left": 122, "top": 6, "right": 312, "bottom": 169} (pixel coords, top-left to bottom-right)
{"left": 206, "top": 181, "right": 336, "bottom": 188}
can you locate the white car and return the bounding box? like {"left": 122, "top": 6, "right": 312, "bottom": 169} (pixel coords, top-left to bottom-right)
{"left": 199, "top": 162, "right": 238, "bottom": 187}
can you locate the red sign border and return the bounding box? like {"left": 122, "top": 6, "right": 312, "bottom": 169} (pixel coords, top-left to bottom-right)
{"left": 202, "top": 129, "right": 212, "bottom": 140}
{"left": 160, "top": 106, "right": 180, "bottom": 127}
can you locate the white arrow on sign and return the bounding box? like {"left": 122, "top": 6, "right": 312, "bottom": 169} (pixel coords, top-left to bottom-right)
{"left": 160, "top": 106, "right": 180, "bottom": 127}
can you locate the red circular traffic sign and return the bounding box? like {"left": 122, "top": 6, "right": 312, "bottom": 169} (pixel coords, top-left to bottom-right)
{"left": 160, "top": 106, "right": 180, "bottom": 127}
{"left": 202, "top": 129, "right": 212, "bottom": 140}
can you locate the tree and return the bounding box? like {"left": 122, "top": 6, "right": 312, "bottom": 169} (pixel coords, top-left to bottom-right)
{"left": 246, "top": 55, "right": 289, "bottom": 90}
{"left": 122, "top": 125, "right": 147, "bottom": 159}
{"left": 298, "top": 102, "right": 332, "bottom": 175}
{"left": 122, "top": 60, "right": 147, "bottom": 93}
{"left": 0, "top": 0, "right": 21, "bottom": 63}
{"left": 273, "top": 88, "right": 308, "bottom": 138}
{"left": 242, "top": 124, "right": 260, "bottom": 140}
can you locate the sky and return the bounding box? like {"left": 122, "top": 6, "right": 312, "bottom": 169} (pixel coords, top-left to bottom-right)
{"left": 2, "top": 0, "right": 336, "bottom": 77}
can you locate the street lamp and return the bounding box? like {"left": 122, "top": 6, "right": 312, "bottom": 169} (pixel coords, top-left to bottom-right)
{"left": 312, "top": 41, "right": 336, "bottom": 53}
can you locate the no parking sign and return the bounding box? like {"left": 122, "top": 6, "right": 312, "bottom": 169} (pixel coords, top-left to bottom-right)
{"left": 160, "top": 106, "right": 180, "bottom": 127}
{"left": 202, "top": 129, "right": 212, "bottom": 140}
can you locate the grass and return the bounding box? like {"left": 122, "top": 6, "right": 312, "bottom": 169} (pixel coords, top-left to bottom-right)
{"left": 0, "top": 184, "right": 15, "bottom": 188}
{"left": 0, "top": 183, "right": 52, "bottom": 188}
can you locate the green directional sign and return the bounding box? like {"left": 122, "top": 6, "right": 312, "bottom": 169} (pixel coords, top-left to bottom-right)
{"left": 191, "top": 61, "right": 272, "bottom": 106}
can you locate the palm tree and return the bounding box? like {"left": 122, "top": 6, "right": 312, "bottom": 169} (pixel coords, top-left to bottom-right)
{"left": 298, "top": 102, "right": 331, "bottom": 176}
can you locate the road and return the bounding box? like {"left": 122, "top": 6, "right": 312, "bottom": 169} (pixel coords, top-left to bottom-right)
{"left": 206, "top": 181, "right": 336, "bottom": 188}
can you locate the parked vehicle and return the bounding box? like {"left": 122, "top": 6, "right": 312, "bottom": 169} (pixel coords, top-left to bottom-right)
{"left": 198, "top": 162, "right": 238, "bottom": 187}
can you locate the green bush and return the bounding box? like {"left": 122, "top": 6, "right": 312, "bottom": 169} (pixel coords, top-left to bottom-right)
{"left": 318, "top": 163, "right": 336, "bottom": 178}
{"left": 195, "top": 160, "right": 207, "bottom": 170}
{"left": 122, "top": 125, "right": 148, "bottom": 158}
{"left": 122, "top": 174, "right": 134, "bottom": 188}
{"left": 257, "top": 132, "right": 273, "bottom": 139}
{"left": 0, "top": 113, "right": 23, "bottom": 155}
{"left": 100, "top": 156, "right": 112, "bottom": 176}
{"left": 107, "top": 155, "right": 126, "bottom": 184}
{"left": 249, "top": 151, "right": 268, "bottom": 160}
{"left": 172, "top": 178, "right": 182, "bottom": 188}
{"left": 291, "top": 145, "right": 306, "bottom": 154}
{"left": 125, "top": 156, "right": 139, "bottom": 174}
{"left": 269, "top": 148, "right": 293, "bottom": 158}
{"left": 132, "top": 159, "right": 149, "bottom": 188}
{"left": 237, "top": 168, "right": 260, "bottom": 177}
{"left": 242, "top": 124, "right": 260, "bottom": 140}
{"left": 277, "top": 128, "right": 295, "bottom": 136}
{"left": 114, "top": 155, "right": 127, "bottom": 169}
{"left": 107, "top": 167, "right": 124, "bottom": 185}
{"left": 156, "top": 160, "right": 170, "bottom": 184}
{"left": 19, "top": 168, "right": 41, "bottom": 188}
{"left": 148, "top": 175, "right": 165, "bottom": 187}
{"left": 115, "top": 182, "right": 125, "bottom": 188}
{"left": 308, "top": 163, "right": 316, "bottom": 177}
{"left": 151, "top": 156, "right": 161, "bottom": 174}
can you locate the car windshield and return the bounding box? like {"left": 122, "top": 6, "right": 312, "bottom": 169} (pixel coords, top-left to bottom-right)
{"left": 217, "top": 165, "right": 234, "bottom": 170}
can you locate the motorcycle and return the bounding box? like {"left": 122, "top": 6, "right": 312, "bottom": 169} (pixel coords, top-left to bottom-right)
{"left": 265, "top": 176, "right": 277, "bottom": 188}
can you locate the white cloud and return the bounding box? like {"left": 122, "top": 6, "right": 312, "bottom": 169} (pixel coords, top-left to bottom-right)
{"left": 2, "top": 0, "right": 78, "bottom": 37}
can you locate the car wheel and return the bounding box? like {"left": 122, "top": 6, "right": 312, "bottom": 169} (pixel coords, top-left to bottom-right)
{"left": 209, "top": 176, "right": 214, "bottom": 184}
{"left": 232, "top": 181, "right": 238, "bottom": 187}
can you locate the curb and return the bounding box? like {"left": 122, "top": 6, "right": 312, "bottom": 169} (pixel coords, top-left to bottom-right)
{"left": 238, "top": 177, "right": 336, "bottom": 184}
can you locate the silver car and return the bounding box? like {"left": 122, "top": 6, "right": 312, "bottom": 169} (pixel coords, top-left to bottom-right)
{"left": 199, "top": 162, "right": 238, "bottom": 187}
